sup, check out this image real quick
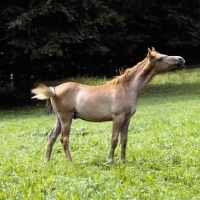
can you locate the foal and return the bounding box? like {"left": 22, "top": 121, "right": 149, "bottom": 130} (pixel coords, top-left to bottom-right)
{"left": 32, "top": 47, "right": 185, "bottom": 163}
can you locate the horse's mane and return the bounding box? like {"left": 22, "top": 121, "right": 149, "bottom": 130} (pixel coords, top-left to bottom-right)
{"left": 106, "top": 57, "right": 148, "bottom": 85}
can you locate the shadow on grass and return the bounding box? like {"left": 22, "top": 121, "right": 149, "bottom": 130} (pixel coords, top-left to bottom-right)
{"left": 142, "top": 82, "right": 200, "bottom": 98}
{"left": 0, "top": 82, "right": 199, "bottom": 109}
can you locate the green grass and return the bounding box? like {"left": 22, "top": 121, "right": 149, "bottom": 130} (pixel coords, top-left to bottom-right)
{"left": 1, "top": 68, "right": 200, "bottom": 199}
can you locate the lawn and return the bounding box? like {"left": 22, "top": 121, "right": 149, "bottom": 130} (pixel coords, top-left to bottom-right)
{"left": 0, "top": 68, "right": 200, "bottom": 199}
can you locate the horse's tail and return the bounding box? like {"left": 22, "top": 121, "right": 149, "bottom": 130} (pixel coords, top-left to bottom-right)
{"left": 31, "top": 84, "right": 55, "bottom": 100}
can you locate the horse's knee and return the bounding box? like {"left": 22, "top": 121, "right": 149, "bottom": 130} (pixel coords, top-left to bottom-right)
{"left": 60, "top": 136, "right": 69, "bottom": 147}
{"left": 111, "top": 137, "right": 118, "bottom": 148}
{"left": 49, "top": 128, "right": 60, "bottom": 142}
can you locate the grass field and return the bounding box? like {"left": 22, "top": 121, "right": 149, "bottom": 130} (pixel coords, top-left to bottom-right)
{"left": 1, "top": 68, "right": 200, "bottom": 199}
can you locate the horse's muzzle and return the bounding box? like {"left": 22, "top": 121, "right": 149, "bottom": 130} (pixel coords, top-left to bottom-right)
{"left": 176, "top": 57, "right": 185, "bottom": 66}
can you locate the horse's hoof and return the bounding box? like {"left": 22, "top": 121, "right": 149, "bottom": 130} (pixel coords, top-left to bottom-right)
{"left": 107, "top": 159, "right": 113, "bottom": 164}
{"left": 44, "top": 158, "right": 50, "bottom": 162}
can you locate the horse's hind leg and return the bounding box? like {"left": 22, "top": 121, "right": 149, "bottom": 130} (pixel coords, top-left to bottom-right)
{"left": 46, "top": 99, "right": 52, "bottom": 114}
{"left": 44, "top": 115, "right": 61, "bottom": 162}
{"left": 120, "top": 119, "right": 130, "bottom": 163}
{"left": 60, "top": 114, "right": 73, "bottom": 162}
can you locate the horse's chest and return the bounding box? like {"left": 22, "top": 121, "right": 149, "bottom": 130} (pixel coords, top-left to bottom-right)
{"left": 123, "top": 101, "right": 137, "bottom": 118}
{"left": 127, "top": 106, "right": 136, "bottom": 117}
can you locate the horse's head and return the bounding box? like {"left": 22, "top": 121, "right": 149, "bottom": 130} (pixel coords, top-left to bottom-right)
{"left": 147, "top": 47, "right": 185, "bottom": 73}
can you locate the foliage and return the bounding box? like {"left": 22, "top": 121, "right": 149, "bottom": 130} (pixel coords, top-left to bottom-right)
{"left": 1, "top": 0, "right": 126, "bottom": 65}
{"left": 0, "top": 0, "right": 200, "bottom": 73}
{"left": 0, "top": 0, "right": 200, "bottom": 105}
{"left": 1, "top": 69, "right": 200, "bottom": 199}
{"left": 161, "top": 1, "right": 200, "bottom": 47}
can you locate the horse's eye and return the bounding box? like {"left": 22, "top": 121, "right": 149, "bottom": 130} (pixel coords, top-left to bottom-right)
{"left": 157, "top": 57, "right": 163, "bottom": 62}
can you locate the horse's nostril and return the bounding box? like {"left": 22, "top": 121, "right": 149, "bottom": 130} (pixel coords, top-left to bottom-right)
{"left": 179, "top": 57, "right": 185, "bottom": 64}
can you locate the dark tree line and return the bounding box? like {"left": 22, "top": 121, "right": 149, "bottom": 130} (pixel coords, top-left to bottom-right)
{"left": 0, "top": 0, "right": 200, "bottom": 105}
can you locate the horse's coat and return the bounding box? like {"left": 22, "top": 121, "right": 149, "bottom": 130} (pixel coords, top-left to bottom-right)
{"left": 32, "top": 47, "right": 185, "bottom": 163}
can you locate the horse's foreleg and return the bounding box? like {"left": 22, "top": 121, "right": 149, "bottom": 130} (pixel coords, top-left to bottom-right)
{"left": 108, "top": 116, "right": 124, "bottom": 164}
{"left": 60, "top": 116, "right": 73, "bottom": 162}
{"left": 120, "top": 119, "right": 130, "bottom": 163}
{"left": 45, "top": 115, "right": 61, "bottom": 162}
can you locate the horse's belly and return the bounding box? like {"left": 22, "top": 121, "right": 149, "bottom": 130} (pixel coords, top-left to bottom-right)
{"left": 75, "top": 92, "right": 113, "bottom": 122}
{"left": 75, "top": 108, "right": 112, "bottom": 122}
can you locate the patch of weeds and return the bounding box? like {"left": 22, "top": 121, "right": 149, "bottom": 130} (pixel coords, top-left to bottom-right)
{"left": 1, "top": 71, "right": 200, "bottom": 199}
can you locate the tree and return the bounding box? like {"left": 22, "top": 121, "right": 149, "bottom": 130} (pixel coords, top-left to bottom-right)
{"left": 0, "top": 0, "right": 127, "bottom": 104}
{"left": 0, "top": 0, "right": 200, "bottom": 106}
{"left": 161, "top": 0, "right": 200, "bottom": 63}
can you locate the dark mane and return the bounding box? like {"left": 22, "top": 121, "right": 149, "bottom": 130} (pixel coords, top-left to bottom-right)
{"left": 106, "top": 57, "right": 148, "bottom": 85}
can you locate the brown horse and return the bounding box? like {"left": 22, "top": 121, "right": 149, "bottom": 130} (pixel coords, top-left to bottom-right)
{"left": 32, "top": 47, "right": 185, "bottom": 164}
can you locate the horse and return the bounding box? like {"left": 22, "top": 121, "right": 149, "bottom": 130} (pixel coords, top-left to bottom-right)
{"left": 31, "top": 47, "right": 185, "bottom": 164}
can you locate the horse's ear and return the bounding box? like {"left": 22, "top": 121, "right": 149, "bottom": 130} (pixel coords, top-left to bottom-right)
{"left": 151, "top": 47, "right": 156, "bottom": 51}
{"left": 148, "top": 48, "right": 152, "bottom": 57}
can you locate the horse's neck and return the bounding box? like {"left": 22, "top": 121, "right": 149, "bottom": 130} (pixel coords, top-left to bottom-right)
{"left": 129, "top": 60, "right": 155, "bottom": 95}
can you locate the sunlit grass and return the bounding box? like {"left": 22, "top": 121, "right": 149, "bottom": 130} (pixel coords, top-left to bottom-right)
{"left": 1, "top": 68, "right": 200, "bottom": 199}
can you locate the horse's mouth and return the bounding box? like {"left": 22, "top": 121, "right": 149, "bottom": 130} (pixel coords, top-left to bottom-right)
{"left": 173, "top": 57, "right": 185, "bottom": 67}
{"left": 175, "top": 63, "right": 184, "bottom": 67}
{"left": 173, "top": 64, "right": 186, "bottom": 70}
{"left": 171, "top": 63, "right": 185, "bottom": 70}
{"left": 174, "top": 60, "right": 185, "bottom": 67}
